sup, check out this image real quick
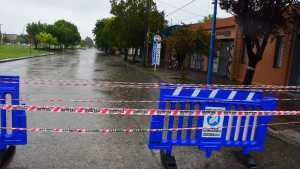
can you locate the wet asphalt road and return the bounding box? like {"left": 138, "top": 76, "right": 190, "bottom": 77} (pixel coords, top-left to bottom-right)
{"left": 0, "top": 49, "right": 299, "bottom": 169}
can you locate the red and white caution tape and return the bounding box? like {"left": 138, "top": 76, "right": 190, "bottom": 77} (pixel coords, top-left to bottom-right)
{"left": 4, "top": 79, "right": 300, "bottom": 89}
{"left": 40, "top": 97, "right": 300, "bottom": 103}
{"left": 17, "top": 83, "right": 300, "bottom": 92}
{"left": 1, "top": 104, "right": 300, "bottom": 117}
{"left": 2, "top": 121, "right": 300, "bottom": 134}
{"left": 0, "top": 79, "right": 300, "bottom": 89}
{"left": 2, "top": 79, "right": 300, "bottom": 93}
{"left": 1, "top": 97, "right": 299, "bottom": 103}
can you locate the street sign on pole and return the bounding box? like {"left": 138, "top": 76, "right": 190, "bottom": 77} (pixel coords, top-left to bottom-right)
{"left": 207, "top": 0, "right": 218, "bottom": 84}
{"left": 152, "top": 34, "right": 162, "bottom": 71}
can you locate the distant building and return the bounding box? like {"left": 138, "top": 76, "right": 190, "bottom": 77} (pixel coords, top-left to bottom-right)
{"left": 3, "top": 34, "right": 18, "bottom": 43}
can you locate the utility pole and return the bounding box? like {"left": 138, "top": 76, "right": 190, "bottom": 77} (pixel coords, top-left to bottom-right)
{"left": 207, "top": 0, "right": 218, "bottom": 84}
{"left": 0, "top": 24, "right": 2, "bottom": 46}
{"left": 143, "top": 0, "right": 150, "bottom": 66}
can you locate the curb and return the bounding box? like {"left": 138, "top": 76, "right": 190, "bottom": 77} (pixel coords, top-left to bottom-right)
{"left": 123, "top": 61, "right": 167, "bottom": 83}
{"left": 0, "top": 53, "right": 54, "bottom": 63}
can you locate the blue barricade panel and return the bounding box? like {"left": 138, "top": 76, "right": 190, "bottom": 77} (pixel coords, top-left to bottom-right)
{"left": 0, "top": 76, "right": 27, "bottom": 150}
{"left": 148, "top": 86, "right": 277, "bottom": 158}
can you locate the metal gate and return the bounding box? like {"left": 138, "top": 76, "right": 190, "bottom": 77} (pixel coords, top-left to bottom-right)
{"left": 217, "top": 40, "right": 234, "bottom": 79}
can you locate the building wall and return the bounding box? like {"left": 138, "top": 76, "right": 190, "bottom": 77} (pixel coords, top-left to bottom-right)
{"left": 163, "top": 17, "right": 295, "bottom": 85}
{"left": 3, "top": 34, "right": 17, "bottom": 43}
{"left": 233, "top": 33, "right": 294, "bottom": 85}
{"left": 193, "top": 17, "right": 237, "bottom": 75}
{"left": 192, "top": 17, "right": 295, "bottom": 85}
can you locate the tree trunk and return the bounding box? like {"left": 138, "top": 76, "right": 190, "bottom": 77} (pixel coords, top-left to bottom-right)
{"left": 242, "top": 35, "right": 270, "bottom": 85}
{"left": 133, "top": 48, "right": 138, "bottom": 63}
{"left": 124, "top": 48, "right": 128, "bottom": 61}
{"left": 243, "top": 63, "right": 256, "bottom": 85}
{"left": 243, "top": 44, "right": 257, "bottom": 85}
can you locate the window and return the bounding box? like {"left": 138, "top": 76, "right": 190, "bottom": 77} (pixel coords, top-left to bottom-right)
{"left": 241, "top": 43, "right": 247, "bottom": 64}
{"left": 273, "top": 36, "right": 285, "bottom": 68}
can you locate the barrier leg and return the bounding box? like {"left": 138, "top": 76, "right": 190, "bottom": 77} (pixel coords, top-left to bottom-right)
{"left": 247, "top": 156, "right": 258, "bottom": 169}
{"left": 0, "top": 146, "right": 16, "bottom": 168}
{"left": 233, "top": 151, "right": 258, "bottom": 169}
{"left": 160, "top": 150, "right": 177, "bottom": 169}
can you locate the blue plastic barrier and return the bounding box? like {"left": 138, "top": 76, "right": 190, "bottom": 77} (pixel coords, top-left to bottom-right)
{"left": 0, "top": 76, "right": 27, "bottom": 151}
{"left": 148, "top": 86, "right": 277, "bottom": 161}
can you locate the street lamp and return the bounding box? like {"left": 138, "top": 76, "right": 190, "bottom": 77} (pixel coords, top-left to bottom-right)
{"left": 207, "top": 0, "right": 218, "bottom": 84}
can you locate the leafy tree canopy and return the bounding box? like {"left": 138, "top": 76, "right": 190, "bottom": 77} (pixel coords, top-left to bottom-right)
{"left": 36, "top": 32, "right": 58, "bottom": 48}
{"left": 26, "top": 20, "right": 81, "bottom": 49}
{"left": 53, "top": 20, "right": 81, "bottom": 48}
{"left": 26, "top": 22, "right": 48, "bottom": 48}
{"left": 93, "top": 17, "right": 119, "bottom": 50}
{"left": 166, "top": 26, "right": 210, "bottom": 69}
{"left": 93, "top": 0, "right": 166, "bottom": 52}
{"left": 85, "top": 37, "right": 94, "bottom": 48}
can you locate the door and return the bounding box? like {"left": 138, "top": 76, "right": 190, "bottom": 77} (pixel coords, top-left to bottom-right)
{"left": 217, "top": 40, "right": 234, "bottom": 79}
{"left": 290, "top": 35, "right": 300, "bottom": 85}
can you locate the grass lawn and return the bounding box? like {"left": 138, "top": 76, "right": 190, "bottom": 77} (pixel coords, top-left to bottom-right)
{"left": 0, "top": 44, "right": 47, "bottom": 60}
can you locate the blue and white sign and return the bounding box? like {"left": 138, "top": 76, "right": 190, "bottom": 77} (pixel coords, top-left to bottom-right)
{"left": 152, "top": 35, "right": 162, "bottom": 66}
{"left": 202, "top": 107, "right": 225, "bottom": 138}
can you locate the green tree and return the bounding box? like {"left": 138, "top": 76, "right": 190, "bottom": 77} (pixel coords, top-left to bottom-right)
{"left": 166, "top": 26, "right": 210, "bottom": 69}
{"left": 202, "top": 14, "right": 213, "bottom": 23}
{"left": 220, "top": 0, "right": 299, "bottom": 84}
{"left": 194, "top": 28, "right": 210, "bottom": 56}
{"left": 93, "top": 17, "right": 119, "bottom": 53}
{"left": 26, "top": 22, "right": 47, "bottom": 48}
{"left": 109, "top": 0, "right": 166, "bottom": 61}
{"left": 80, "top": 40, "right": 87, "bottom": 48}
{"left": 53, "top": 20, "right": 81, "bottom": 48}
{"left": 85, "top": 37, "right": 94, "bottom": 48}
{"left": 36, "top": 32, "right": 58, "bottom": 50}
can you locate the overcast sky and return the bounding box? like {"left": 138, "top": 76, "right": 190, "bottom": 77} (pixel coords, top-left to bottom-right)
{"left": 0, "top": 0, "right": 231, "bottom": 39}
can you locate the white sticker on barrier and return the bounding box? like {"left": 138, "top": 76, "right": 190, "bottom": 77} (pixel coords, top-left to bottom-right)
{"left": 202, "top": 107, "right": 225, "bottom": 138}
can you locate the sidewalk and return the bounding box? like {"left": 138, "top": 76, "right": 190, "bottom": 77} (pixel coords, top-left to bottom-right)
{"left": 126, "top": 61, "right": 300, "bottom": 146}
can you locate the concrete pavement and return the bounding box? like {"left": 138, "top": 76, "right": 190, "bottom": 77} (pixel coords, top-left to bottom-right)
{"left": 0, "top": 50, "right": 299, "bottom": 169}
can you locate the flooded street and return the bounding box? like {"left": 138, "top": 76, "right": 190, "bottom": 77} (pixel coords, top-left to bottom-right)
{"left": 0, "top": 49, "right": 299, "bottom": 169}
